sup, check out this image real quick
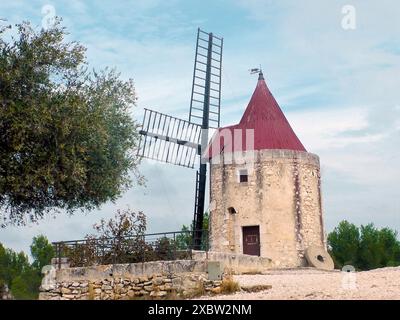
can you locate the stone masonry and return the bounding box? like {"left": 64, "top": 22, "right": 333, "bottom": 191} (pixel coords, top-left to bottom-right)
{"left": 209, "top": 149, "right": 325, "bottom": 268}
{"left": 39, "top": 260, "right": 224, "bottom": 300}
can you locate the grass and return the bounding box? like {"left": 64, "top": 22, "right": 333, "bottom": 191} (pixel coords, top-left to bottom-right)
{"left": 220, "top": 276, "right": 240, "bottom": 294}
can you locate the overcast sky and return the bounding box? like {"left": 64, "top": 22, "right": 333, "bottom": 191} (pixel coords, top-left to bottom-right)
{"left": 0, "top": 0, "right": 399, "bottom": 254}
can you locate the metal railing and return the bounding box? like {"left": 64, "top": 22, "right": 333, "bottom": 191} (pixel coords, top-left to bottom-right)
{"left": 52, "top": 229, "right": 209, "bottom": 269}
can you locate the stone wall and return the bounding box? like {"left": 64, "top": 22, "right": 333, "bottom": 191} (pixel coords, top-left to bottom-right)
{"left": 39, "top": 260, "right": 223, "bottom": 300}
{"left": 209, "top": 149, "right": 325, "bottom": 268}
{"left": 192, "top": 250, "right": 273, "bottom": 274}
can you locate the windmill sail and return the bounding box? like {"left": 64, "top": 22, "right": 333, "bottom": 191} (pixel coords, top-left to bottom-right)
{"left": 138, "top": 108, "right": 201, "bottom": 168}
{"left": 137, "top": 28, "right": 223, "bottom": 249}
{"left": 189, "top": 28, "right": 223, "bottom": 129}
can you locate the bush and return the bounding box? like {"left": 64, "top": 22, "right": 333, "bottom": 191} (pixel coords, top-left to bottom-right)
{"left": 328, "top": 220, "right": 400, "bottom": 270}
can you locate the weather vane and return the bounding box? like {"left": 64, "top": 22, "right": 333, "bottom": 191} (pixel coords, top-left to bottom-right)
{"left": 249, "top": 65, "right": 264, "bottom": 80}
{"left": 249, "top": 65, "right": 262, "bottom": 75}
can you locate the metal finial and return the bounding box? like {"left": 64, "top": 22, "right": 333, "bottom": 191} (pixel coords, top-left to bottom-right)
{"left": 249, "top": 65, "right": 264, "bottom": 80}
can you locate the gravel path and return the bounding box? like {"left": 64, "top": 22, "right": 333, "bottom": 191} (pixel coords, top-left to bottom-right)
{"left": 200, "top": 267, "right": 400, "bottom": 300}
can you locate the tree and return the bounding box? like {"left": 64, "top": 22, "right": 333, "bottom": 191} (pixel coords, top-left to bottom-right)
{"left": 357, "top": 224, "right": 382, "bottom": 270}
{"left": 10, "top": 267, "right": 41, "bottom": 300}
{"left": 30, "top": 235, "right": 55, "bottom": 272}
{"left": 327, "top": 220, "right": 360, "bottom": 267}
{"left": 357, "top": 224, "right": 400, "bottom": 270}
{"left": 328, "top": 220, "right": 400, "bottom": 270}
{"left": 379, "top": 228, "right": 400, "bottom": 266}
{"left": 0, "top": 235, "right": 54, "bottom": 300}
{"left": 176, "top": 212, "right": 209, "bottom": 250}
{"left": 0, "top": 19, "right": 142, "bottom": 226}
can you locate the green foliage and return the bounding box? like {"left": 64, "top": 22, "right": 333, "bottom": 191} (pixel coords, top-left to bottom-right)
{"left": 176, "top": 212, "right": 209, "bottom": 250}
{"left": 0, "top": 19, "right": 141, "bottom": 226}
{"left": 327, "top": 220, "right": 360, "bottom": 267}
{"left": 328, "top": 220, "right": 400, "bottom": 270}
{"left": 30, "top": 235, "right": 55, "bottom": 272}
{"left": 0, "top": 244, "right": 31, "bottom": 287}
{"left": 175, "top": 225, "right": 192, "bottom": 250}
{"left": 10, "top": 268, "right": 41, "bottom": 300}
{"left": 0, "top": 235, "right": 54, "bottom": 300}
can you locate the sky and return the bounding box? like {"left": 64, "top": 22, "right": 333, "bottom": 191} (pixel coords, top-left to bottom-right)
{"left": 0, "top": 0, "right": 399, "bottom": 254}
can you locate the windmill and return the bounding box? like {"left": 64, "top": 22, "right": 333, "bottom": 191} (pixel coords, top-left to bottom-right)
{"left": 137, "top": 28, "right": 223, "bottom": 249}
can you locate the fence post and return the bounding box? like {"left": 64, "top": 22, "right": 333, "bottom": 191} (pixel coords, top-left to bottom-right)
{"left": 142, "top": 235, "right": 145, "bottom": 263}
{"left": 58, "top": 243, "right": 61, "bottom": 270}
{"left": 173, "top": 232, "right": 176, "bottom": 260}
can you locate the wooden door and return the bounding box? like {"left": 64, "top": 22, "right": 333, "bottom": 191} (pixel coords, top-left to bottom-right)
{"left": 242, "top": 226, "right": 260, "bottom": 256}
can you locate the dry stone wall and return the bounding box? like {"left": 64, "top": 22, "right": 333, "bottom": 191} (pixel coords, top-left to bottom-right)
{"left": 39, "top": 260, "right": 223, "bottom": 300}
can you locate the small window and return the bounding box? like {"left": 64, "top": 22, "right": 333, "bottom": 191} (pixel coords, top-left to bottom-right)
{"left": 228, "top": 207, "right": 237, "bottom": 214}
{"left": 239, "top": 169, "right": 248, "bottom": 183}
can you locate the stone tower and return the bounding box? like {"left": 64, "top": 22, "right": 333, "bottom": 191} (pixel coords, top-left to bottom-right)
{"left": 207, "top": 72, "right": 325, "bottom": 268}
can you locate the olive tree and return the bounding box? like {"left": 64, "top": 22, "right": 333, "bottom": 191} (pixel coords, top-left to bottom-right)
{"left": 0, "top": 19, "right": 142, "bottom": 226}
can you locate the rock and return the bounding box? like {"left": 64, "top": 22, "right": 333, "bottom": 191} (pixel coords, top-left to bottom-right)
{"left": 80, "top": 283, "right": 88, "bottom": 288}
{"left": 143, "top": 281, "right": 153, "bottom": 286}
{"left": 156, "top": 291, "right": 167, "bottom": 297}
{"left": 164, "top": 284, "right": 173, "bottom": 290}
{"left": 144, "top": 285, "right": 153, "bottom": 292}
{"left": 140, "top": 290, "right": 149, "bottom": 295}
{"left": 132, "top": 286, "right": 142, "bottom": 291}
{"left": 39, "top": 292, "right": 57, "bottom": 300}
{"left": 120, "top": 288, "right": 128, "bottom": 294}
{"left": 72, "top": 282, "right": 80, "bottom": 287}
{"left": 63, "top": 294, "right": 75, "bottom": 299}
{"left": 102, "top": 285, "right": 113, "bottom": 290}
{"left": 150, "top": 290, "right": 167, "bottom": 297}
{"left": 153, "top": 278, "right": 163, "bottom": 285}
{"left": 61, "top": 288, "right": 71, "bottom": 294}
{"left": 163, "top": 279, "right": 172, "bottom": 283}
{"left": 241, "top": 284, "right": 272, "bottom": 293}
{"left": 139, "top": 276, "right": 148, "bottom": 282}
{"left": 172, "top": 278, "right": 182, "bottom": 286}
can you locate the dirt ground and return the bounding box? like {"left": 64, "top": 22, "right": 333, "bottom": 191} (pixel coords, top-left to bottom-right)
{"left": 202, "top": 267, "right": 400, "bottom": 300}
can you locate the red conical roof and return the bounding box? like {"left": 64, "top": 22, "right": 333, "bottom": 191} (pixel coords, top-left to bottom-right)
{"left": 207, "top": 73, "right": 306, "bottom": 158}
